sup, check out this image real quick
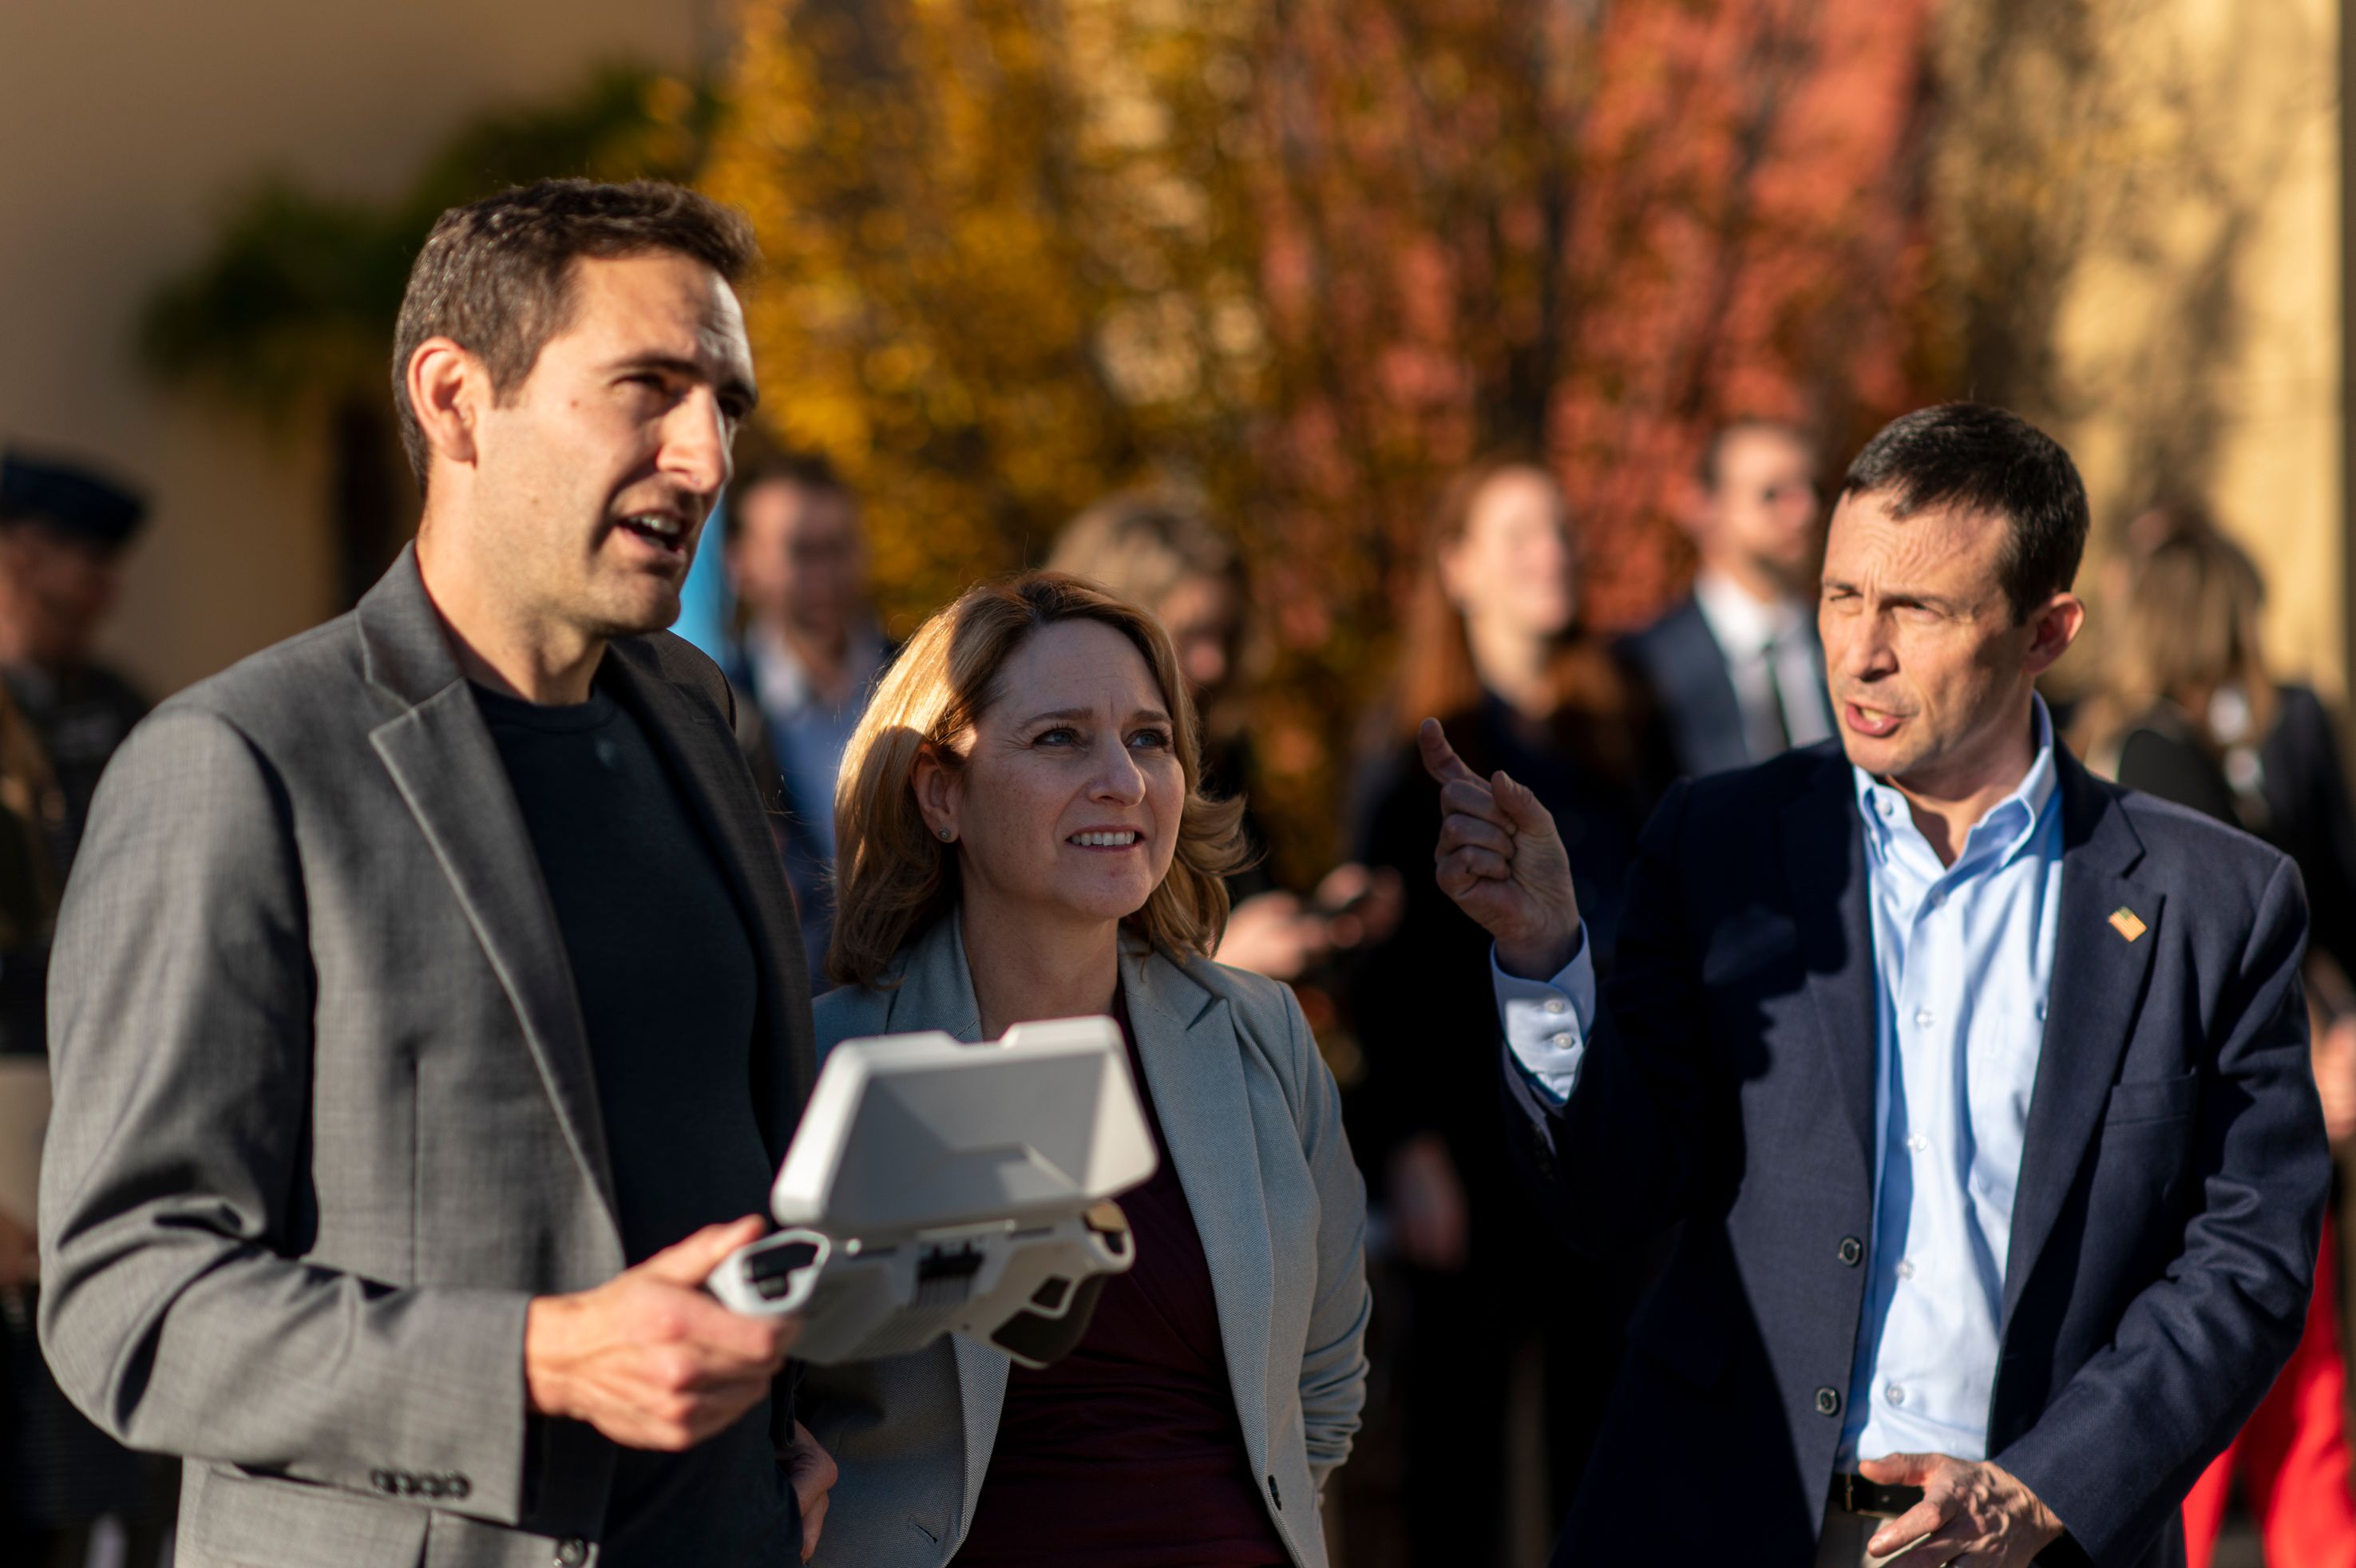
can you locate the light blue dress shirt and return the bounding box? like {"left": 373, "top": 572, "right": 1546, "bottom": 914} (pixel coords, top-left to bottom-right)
{"left": 1491, "top": 699, "right": 2065, "bottom": 1464}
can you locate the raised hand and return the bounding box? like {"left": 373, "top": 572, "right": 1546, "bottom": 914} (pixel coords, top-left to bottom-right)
{"left": 1858, "top": 1451, "right": 2065, "bottom": 1566}
{"left": 1419, "top": 718, "right": 1582, "bottom": 978}
{"left": 524, "top": 1215, "right": 798, "bottom": 1451}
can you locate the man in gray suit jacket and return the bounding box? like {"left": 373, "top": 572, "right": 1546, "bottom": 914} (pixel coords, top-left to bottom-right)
{"left": 38, "top": 180, "right": 833, "bottom": 1566}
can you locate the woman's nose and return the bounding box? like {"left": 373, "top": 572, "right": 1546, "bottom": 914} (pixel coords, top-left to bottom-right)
{"left": 1090, "top": 744, "right": 1147, "bottom": 802}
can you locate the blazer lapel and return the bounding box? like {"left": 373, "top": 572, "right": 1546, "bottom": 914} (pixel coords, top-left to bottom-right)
{"left": 1782, "top": 752, "right": 1879, "bottom": 1189}
{"left": 602, "top": 643, "right": 817, "bottom": 1146}
{"left": 358, "top": 549, "right": 624, "bottom": 1267}
{"left": 1124, "top": 946, "right": 1277, "bottom": 1479}
{"left": 2000, "top": 756, "right": 2156, "bottom": 1328}
{"left": 880, "top": 916, "right": 1012, "bottom": 1520}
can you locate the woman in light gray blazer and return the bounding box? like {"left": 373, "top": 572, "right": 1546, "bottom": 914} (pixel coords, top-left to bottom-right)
{"left": 802, "top": 572, "right": 1369, "bottom": 1568}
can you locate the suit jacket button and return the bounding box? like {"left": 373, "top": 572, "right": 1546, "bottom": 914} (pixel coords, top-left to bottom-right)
{"left": 1837, "top": 1237, "right": 1863, "bottom": 1267}
{"left": 449, "top": 1473, "right": 471, "bottom": 1500}
{"left": 395, "top": 1471, "right": 419, "bottom": 1496}
{"left": 370, "top": 1469, "right": 396, "bottom": 1495}
{"left": 556, "top": 1538, "right": 589, "bottom": 1566}
{"left": 1815, "top": 1387, "right": 1841, "bottom": 1417}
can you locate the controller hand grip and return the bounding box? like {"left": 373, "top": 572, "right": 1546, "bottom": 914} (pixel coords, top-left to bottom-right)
{"left": 707, "top": 1229, "right": 831, "bottom": 1317}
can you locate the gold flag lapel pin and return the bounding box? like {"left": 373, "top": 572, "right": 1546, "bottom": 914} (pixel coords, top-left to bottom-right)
{"left": 2108, "top": 906, "right": 2148, "bottom": 943}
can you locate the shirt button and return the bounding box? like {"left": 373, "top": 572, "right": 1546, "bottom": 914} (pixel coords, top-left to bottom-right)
{"left": 1913, "top": 1009, "right": 1935, "bottom": 1029}
{"left": 1837, "top": 1237, "right": 1863, "bottom": 1266}
{"left": 1815, "top": 1387, "right": 1842, "bottom": 1417}
{"left": 1544, "top": 997, "right": 1567, "bottom": 1015}
{"left": 1907, "top": 1134, "right": 1930, "bottom": 1154}
{"left": 1550, "top": 1033, "right": 1574, "bottom": 1049}
{"left": 556, "top": 1542, "right": 590, "bottom": 1568}
{"left": 1896, "top": 1259, "right": 1915, "bottom": 1280}
{"left": 1886, "top": 1383, "right": 1906, "bottom": 1407}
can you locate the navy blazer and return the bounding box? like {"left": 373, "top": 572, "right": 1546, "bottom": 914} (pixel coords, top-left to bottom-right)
{"left": 1507, "top": 739, "right": 2328, "bottom": 1567}
{"left": 1621, "top": 593, "right": 1835, "bottom": 778}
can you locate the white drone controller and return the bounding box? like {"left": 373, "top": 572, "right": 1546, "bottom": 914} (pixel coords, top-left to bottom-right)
{"left": 705, "top": 1016, "right": 1157, "bottom": 1368}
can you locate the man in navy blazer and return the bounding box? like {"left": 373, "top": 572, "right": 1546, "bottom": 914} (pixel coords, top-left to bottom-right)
{"left": 1427, "top": 403, "right": 2328, "bottom": 1566}
{"left": 1623, "top": 420, "right": 1837, "bottom": 777}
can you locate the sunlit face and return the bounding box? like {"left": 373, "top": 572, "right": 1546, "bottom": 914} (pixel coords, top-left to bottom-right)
{"left": 1439, "top": 467, "right": 1578, "bottom": 642}
{"left": 1705, "top": 427, "right": 1822, "bottom": 589}
{"left": 726, "top": 480, "right": 865, "bottom": 639}
{"left": 924, "top": 620, "right": 1186, "bottom": 932}
{"left": 1819, "top": 490, "right": 2077, "bottom": 790}
{"left": 465, "top": 251, "right": 756, "bottom": 639}
{"left": 0, "top": 524, "right": 121, "bottom": 669}
{"left": 1154, "top": 572, "right": 1241, "bottom": 701}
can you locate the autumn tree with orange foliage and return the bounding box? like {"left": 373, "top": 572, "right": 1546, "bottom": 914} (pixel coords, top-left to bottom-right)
{"left": 704, "top": 0, "right": 1936, "bottom": 876}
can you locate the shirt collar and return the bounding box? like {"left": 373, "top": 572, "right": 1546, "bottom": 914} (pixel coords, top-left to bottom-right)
{"left": 1852, "top": 695, "right": 2060, "bottom": 873}
{"left": 749, "top": 621, "right": 884, "bottom": 719}
{"left": 1693, "top": 568, "right": 1810, "bottom": 659}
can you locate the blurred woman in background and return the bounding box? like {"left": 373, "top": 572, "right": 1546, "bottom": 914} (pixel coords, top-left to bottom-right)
{"left": 2076, "top": 503, "right": 2356, "bottom": 1568}
{"left": 1049, "top": 492, "right": 1397, "bottom": 984}
{"left": 800, "top": 572, "right": 1369, "bottom": 1568}
{"left": 1348, "top": 454, "right": 1674, "bottom": 1565}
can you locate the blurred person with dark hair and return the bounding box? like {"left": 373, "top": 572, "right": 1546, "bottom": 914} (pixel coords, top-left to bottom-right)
{"left": 1624, "top": 419, "right": 1836, "bottom": 777}
{"left": 0, "top": 449, "right": 168, "bottom": 1568}
{"left": 0, "top": 452, "right": 150, "bottom": 872}
{"left": 37, "top": 179, "right": 836, "bottom": 1568}
{"left": 800, "top": 571, "right": 1368, "bottom": 1568}
{"left": 1433, "top": 404, "right": 2326, "bottom": 1566}
{"left": 1048, "top": 489, "right": 1399, "bottom": 984}
{"left": 1347, "top": 455, "right": 1674, "bottom": 1565}
{"left": 2075, "top": 505, "right": 2356, "bottom": 1568}
{"left": 721, "top": 450, "right": 890, "bottom": 983}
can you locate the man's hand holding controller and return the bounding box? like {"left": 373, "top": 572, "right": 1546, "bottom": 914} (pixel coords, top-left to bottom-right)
{"left": 1420, "top": 718, "right": 1583, "bottom": 979}
{"left": 523, "top": 1216, "right": 796, "bottom": 1451}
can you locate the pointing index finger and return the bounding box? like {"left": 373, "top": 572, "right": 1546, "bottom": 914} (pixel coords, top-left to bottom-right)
{"left": 1419, "top": 719, "right": 1482, "bottom": 788}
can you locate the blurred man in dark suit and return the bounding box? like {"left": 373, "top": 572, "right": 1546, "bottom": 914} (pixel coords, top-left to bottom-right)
{"left": 720, "top": 451, "right": 889, "bottom": 984}
{"left": 1433, "top": 403, "right": 2327, "bottom": 1566}
{"left": 1624, "top": 420, "right": 1835, "bottom": 777}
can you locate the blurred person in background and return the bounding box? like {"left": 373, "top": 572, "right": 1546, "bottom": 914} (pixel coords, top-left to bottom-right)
{"left": 1047, "top": 490, "right": 1399, "bottom": 984}
{"left": 0, "top": 449, "right": 167, "bottom": 1568}
{"left": 1623, "top": 419, "right": 1835, "bottom": 777}
{"left": 721, "top": 450, "right": 889, "bottom": 984}
{"left": 1348, "top": 454, "right": 1674, "bottom": 1565}
{"left": 801, "top": 571, "right": 1368, "bottom": 1568}
{"left": 0, "top": 452, "right": 150, "bottom": 873}
{"left": 2075, "top": 504, "right": 2356, "bottom": 1568}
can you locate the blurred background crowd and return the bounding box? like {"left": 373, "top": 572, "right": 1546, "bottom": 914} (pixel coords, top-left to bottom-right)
{"left": 5, "top": 0, "right": 2355, "bottom": 1564}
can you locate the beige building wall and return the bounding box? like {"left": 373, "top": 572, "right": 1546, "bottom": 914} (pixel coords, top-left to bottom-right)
{"left": 2033, "top": 0, "right": 2345, "bottom": 699}
{"left": 0, "top": 0, "right": 716, "bottom": 697}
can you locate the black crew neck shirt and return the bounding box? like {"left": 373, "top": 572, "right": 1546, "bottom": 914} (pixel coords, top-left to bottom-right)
{"left": 473, "top": 679, "right": 795, "bottom": 1565}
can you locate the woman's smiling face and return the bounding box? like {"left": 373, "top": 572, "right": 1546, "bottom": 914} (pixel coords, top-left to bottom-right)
{"left": 921, "top": 618, "right": 1186, "bottom": 931}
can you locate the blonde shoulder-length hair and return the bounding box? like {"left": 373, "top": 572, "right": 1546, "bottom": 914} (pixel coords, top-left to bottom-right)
{"left": 827, "top": 570, "right": 1251, "bottom": 990}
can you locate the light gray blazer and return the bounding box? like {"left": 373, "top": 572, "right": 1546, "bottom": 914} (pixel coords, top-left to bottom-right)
{"left": 802, "top": 913, "right": 1371, "bottom": 1568}
{"left": 37, "top": 548, "right": 816, "bottom": 1568}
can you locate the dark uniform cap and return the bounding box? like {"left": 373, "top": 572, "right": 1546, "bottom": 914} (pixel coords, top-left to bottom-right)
{"left": 0, "top": 449, "right": 148, "bottom": 548}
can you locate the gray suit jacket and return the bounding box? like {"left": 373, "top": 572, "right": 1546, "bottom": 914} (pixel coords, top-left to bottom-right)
{"left": 37, "top": 548, "right": 816, "bottom": 1568}
{"left": 800, "top": 913, "right": 1369, "bottom": 1568}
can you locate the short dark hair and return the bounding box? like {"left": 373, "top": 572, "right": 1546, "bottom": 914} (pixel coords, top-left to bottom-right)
{"left": 390, "top": 178, "right": 758, "bottom": 489}
{"left": 723, "top": 450, "right": 855, "bottom": 541}
{"left": 1698, "top": 418, "right": 1816, "bottom": 492}
{"left": 1839, "top": 402, "right": 2089, "bottom": 622}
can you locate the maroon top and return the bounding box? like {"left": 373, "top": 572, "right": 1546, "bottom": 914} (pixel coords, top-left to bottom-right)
{"left": 951, "top": 992, "right": 1293, "bottom": 1568}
